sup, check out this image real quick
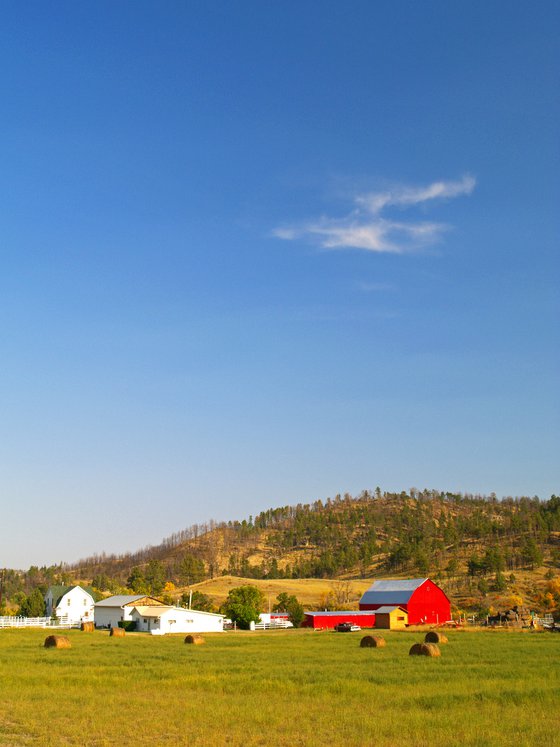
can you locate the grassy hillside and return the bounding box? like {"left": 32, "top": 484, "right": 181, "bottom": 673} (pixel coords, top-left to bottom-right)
{"left": 187, "top": 574, "right": 371, "bottom": 609}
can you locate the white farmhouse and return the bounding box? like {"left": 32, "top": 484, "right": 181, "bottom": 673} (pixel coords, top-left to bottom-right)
{"left": 45, "top": 585, "right": 95, "bottom": 625}
{"left": 130, "top": 605, "right": 225, "bottom": 635}
{"left": 94, "top": 594, "right": 164, "bottom": 628}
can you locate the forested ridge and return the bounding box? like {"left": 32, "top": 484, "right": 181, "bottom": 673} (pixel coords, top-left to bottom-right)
{"left": 2, "top": 489, "right": 559, "bottom": 618}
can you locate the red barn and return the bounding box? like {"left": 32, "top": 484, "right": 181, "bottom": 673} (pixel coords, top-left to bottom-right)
{"left": 302, "top": 610, "right": 377, "bottom": 630}
{"left": 359, "top": 578, "right": 450, "bottom": 625}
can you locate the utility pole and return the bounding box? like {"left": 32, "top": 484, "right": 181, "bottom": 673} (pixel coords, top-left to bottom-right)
{"left": 0, "top": 569, "right": 5, "bottom": 611}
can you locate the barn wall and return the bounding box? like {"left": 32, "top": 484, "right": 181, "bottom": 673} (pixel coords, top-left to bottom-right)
{"left": 94, "top": 608, "right": 122, "bottom": 628}
{"left": 407, "top": 581, "right": 450, "bottom": 624}
{"left": 303, "top": 613, "right": 376, "bottom": 629}
{"left": 375, "top": 613, "right": 391, "bottom": 629}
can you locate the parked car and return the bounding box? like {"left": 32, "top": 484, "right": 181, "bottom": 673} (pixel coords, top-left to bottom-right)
{"left": 335, "top": 622, "right": 361, "bottom": 632}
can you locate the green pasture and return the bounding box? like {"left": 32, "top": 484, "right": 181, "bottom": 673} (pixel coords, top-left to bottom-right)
{"left": 0, "top": 628, "right": 558, "bottom": 746}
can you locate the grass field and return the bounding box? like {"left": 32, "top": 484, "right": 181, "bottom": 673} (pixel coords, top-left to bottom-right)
{"left": 0, "top": 628, "right": 558, "bottom": 746}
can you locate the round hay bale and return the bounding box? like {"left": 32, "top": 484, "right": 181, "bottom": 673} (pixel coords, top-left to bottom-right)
{"left": 110, "top": 627, "right": 125, "bottom": 637}
{"left": 424, "top": 642, "right": 441, "bottom": 657}
{"left": 44, "top": 635, "right": 71, "bottom": 649}
{"left": 360, "top": 635, "right": 386, "bottom": 648}
{"left": 80, "top": 622, "right": 94, "bottom": 633}
{"left": 409, "top": 642, "right": 441, "bottom": 657}
{"left": 424, "top": 631, "right": 448, "bottom": 644}
{"left": 184, "top": 634, "right": 205, "bottom": 645}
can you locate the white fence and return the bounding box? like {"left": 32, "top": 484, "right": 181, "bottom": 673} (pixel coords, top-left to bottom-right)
{"left": 0, "top": 615, "right": 73, "bottom": 629}
{"left": 252, "top": 620, "right": 293, "bottom": 630}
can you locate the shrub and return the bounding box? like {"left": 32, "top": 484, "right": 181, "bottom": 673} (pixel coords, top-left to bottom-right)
{"left": 118, "top": 621, "right": 137, "bottom": 632}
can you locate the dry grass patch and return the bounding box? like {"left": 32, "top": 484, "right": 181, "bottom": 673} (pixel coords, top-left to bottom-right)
{"left": 185, "top": 575, "right": 372, "bottom": 608}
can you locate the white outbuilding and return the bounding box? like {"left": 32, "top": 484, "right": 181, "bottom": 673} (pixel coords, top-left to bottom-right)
{"left": 94, "top": 594, "right": 164, "bottom": 628}
{"left": 45, "top": 585, "right": 95, "bottom": 625}
{"left": 130, "top": 605, "right": 225, "bottom": 635}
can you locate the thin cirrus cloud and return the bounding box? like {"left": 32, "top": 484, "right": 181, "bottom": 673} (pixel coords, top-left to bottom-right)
{"left": 272, "top": 175, "right": 476, "bottom": 254}
{"left": 358, "top": 281, "right": 397, "bottom": 293}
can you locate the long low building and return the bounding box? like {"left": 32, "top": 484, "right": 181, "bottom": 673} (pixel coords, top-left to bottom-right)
{"left": 130, "top": 606, "right": 225, "bottom": 635}
{"left": 301, "top": 611, "right": 377, "bottom": 630}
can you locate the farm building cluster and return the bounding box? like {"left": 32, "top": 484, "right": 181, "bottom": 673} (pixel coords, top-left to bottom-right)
{"left": 303, "top": 579, "right": 451, "bottom": 630}
{"left": 40, "top": 587, "right": 224, "bottom": 634}
{"left": 93, "top": 594, "right": 225, "bottom": 633}
{"left": 38, "top": 578, "right": 452, "bottom": 635}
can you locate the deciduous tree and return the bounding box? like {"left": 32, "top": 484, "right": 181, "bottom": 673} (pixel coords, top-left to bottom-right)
{"left": 221, "top": 585, "right": 264, "bottom": 629}
{"left": 273, "top": 592, "right": 305, "bottom": 628}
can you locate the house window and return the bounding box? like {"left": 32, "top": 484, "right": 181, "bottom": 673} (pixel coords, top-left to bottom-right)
{"left": 67, "top": 599, "right": 71, "bottom": 606}
{"left": 144, "top": 619, "right": 147, "bottom": 624}
{"left": 83, "top": 599, "right": 87, "bottom": 605}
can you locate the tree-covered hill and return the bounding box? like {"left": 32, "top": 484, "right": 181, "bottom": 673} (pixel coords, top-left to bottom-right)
{"left": 3, "top": 489, "right": 559, "bottom": 618}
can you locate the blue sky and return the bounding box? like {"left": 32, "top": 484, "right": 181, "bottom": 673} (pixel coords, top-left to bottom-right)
{"left": 1, "top": 2, "right": 558, "bottom": 569}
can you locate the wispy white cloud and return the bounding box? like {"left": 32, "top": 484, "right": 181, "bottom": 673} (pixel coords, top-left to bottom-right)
{"left": 272, "top": 174, "right": 475, "bottom": 253}
{"left": 358, "top": 281, "right": 397, "bottom": 293}
{"left": 356, "top": 174, "right": 476, "bottom": 215}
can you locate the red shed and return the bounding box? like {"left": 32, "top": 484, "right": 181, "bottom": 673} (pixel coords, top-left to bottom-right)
{"left": 302, "top": 610, "right": 377, "bottom": 630}
{"left": 359, "top": 578, "right": 450, "bottom": 625}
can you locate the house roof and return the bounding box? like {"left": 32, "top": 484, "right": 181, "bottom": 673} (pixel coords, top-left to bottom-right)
{"left": 47, "top": 585, "right": 71, "bottom": 605}
{"left": 132, "top": 606, "right": 173, "bottom": 617}
{"left": 373, "top": 605, "right": 408, "bottom": 615}
{"left": 360, "top": 578, "right": 428, "bottom": 606}
{"left": 95, "top": 595, "right": 147, "bottom": 608}
{"left": 131, "top": 606, "right": 225, "bottom": 619}
{"left": 304, "top": 610, "right": 377, "bottom": 617}
{"left": 174, "top": 608, "right": 225, "bottom": 618}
